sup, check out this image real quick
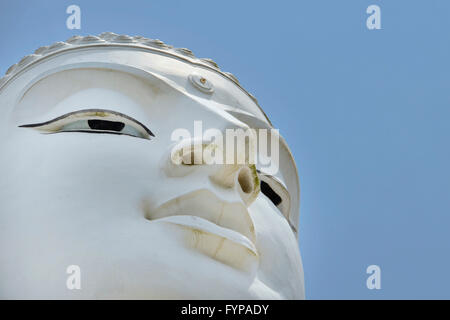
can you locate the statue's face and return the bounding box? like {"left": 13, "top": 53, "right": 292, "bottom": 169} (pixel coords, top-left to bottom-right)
{"left": 0, "top": 64, "right": 304, "bottom": 299}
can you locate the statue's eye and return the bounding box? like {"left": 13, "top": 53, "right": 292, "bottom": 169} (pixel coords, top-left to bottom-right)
{"left": 257, "top": 171, "right": 293, "bottom": 229}
{"left": 19, "top": 109, "right": 154, "bottom": 140}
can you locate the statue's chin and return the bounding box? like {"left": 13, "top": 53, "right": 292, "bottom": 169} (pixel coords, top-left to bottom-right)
{"left": 70, "top": 220, "right": 261, "bottom": 300}
{"left": 0, "top": 209, "right": 264, "bottom": 299}
{"left": 0, "top": 203, "right": 301, "bottom": 299}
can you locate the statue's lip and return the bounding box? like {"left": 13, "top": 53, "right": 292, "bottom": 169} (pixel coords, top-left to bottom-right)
{"left": 152, "top": 214, "right": 258, "bottom": 272}
{"left": 145, "top": 189, "right": 257, "bottom": 254}
{"left": 156, "top": 215, "right": 257, "bottom": 256}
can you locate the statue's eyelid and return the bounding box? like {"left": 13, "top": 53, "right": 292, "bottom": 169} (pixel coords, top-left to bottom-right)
{"left": 257, "top": 170, "right": 293, "bottom": 228}
{"left": 19, "top": 109, "right": 155, "bottom": 140}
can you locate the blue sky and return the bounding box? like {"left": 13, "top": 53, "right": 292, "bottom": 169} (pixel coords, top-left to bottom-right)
{"left": 1, "top": 0, "right": 449, "bottom": 299}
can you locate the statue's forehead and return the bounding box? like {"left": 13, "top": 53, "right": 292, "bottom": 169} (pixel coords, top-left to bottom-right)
{"left": 1, "top": 40, "right": 270, "bottom": 128}
{"left": 14, "top": 66, "right": 251, "bottom": 131}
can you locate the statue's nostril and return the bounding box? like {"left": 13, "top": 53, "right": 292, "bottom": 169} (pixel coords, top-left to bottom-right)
{"left": 238, "top": 167, "right": 253, "bottom": 194}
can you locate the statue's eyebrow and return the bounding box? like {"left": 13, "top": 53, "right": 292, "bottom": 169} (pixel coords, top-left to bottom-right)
{"left": 19, "top": 109, "right": 155, "bottom": 139}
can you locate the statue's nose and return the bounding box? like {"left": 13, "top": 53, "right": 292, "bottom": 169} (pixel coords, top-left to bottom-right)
{"left": 167, "top": 137, "right": 260, "bottom": 207}
{"left": 209, "top": 164, "right": 259, "bottom": 206}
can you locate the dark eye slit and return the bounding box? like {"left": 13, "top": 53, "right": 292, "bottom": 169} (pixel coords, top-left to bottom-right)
{"left": 19, "top": 108, "right": 155, "bottom": 138}
{"left": 260, "top": 180, "right": 282, "bottom": 206}
{"left": 88, "top": 119, "right": 125, "bottom": 132}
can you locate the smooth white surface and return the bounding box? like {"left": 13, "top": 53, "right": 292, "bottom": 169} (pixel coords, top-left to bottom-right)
{"left": 0, "top": 49, "right": 304, "bottom": 299}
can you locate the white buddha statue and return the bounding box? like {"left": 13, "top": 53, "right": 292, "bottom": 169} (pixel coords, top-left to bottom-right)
{"left": 0, "top": 33, "right": 304, "bottom": 299}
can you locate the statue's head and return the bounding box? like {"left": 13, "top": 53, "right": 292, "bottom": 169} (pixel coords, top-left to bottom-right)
{"left": 0, "top": 33, "right": 304, "bottom": 299}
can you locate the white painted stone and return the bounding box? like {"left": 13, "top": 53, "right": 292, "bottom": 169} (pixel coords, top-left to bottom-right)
{"left": 0, "top": 34, "right": 304, "bottom": 299}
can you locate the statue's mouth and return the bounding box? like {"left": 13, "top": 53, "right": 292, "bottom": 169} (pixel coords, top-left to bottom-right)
{"left": 146, "top": 189, "right": 258, "bottom": 271}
